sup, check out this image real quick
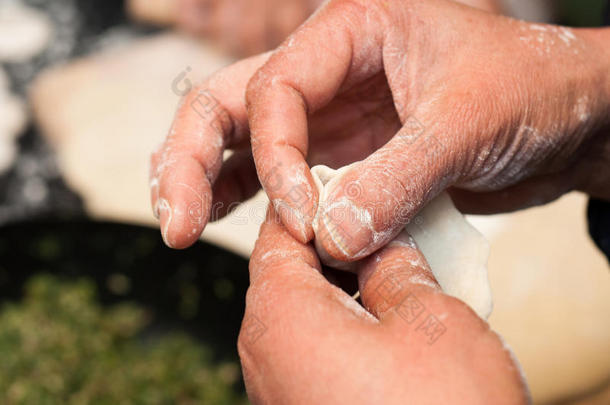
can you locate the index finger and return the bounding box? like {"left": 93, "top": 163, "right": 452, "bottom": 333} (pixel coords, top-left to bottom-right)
{"left": 246, "top": 0, "right": 385, "bottom": 243}
{"left": 150, "top": 53, "right": 268, "bottom": 248}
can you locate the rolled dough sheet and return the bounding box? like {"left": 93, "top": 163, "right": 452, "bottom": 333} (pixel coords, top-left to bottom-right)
{"left": 311, "top": 164, "right": 493, "bottom": 319}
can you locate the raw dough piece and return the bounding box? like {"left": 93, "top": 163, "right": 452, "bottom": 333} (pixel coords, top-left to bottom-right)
{"left": 311, "top": 164, "right": 493, "bottom": 319}
{"left": 0, "top": 3, "right": 52, "bottom": 62}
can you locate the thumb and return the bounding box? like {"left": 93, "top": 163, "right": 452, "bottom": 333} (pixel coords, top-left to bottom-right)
{"left": 357, "top": 231, "right": 441, "bottom": 321}
{"left": 315, "top": 116, "right": 457, "bottom": 261}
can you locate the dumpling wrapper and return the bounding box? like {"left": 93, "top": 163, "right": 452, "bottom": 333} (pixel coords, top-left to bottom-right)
{"left": 310, "top": 164, "right": 493, "bottom": 320}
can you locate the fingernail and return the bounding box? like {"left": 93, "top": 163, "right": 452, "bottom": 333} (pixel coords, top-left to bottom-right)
{"left": 273, "top": 198, "right": 310, "bottom": 242}
{"left": 153, "top": 201, "right": 161, "bottom": 220}
{"left": 157, "top": 198, "right": 174, "bottom": 248}
{"left": 318, "top": 197, "right": 376, "bottom": 261}
{"left": 150, "top": 178, "right": 160, "bottom": 219}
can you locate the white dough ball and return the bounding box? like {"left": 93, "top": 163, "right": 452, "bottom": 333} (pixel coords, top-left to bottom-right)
{"left": 0, "top": 3, "right": 53, "bottom": 62}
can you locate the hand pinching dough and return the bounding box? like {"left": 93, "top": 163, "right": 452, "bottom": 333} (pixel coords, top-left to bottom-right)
{"left": 310, "top": 164, "right": 493, "bottom": 319}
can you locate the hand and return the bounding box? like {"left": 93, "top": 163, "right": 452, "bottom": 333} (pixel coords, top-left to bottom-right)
{"left": 238, "top": 206, "right": 529, "bottom": 404}
{"left": 151, "top": 0, "right": 610, "bottom": 251}
{"left": 242, "top": 0, "right": 610, "bottom": 259}
{"left": 176, "top": 0, "right": 324, "bottom": 56}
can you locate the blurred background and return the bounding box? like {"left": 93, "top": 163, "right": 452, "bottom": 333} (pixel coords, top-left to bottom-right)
{"left": 0, "top": 0, "right": 608, "bottom": 403}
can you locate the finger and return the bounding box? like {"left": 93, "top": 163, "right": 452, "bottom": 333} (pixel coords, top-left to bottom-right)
{"left": 357, "top": 231, "right": 441, "bottom": 322}
{"left": 249, "top": 204, "right": 321, "bottom": 284}
{"left": 314, "top": 114, "right": 460, "bottom": 261}
{"left": 247, "top": 1, "right": 385, "bottom": 244}
{"left": 248, "top": 205, "right": 377, "bottom": 322}
{"left": 209, "top": 151, "right": 260, "bottom": 221}
{"left": 357, "top": 230, "right": 493, "bottom": 349}
{"left": 241, "top": 205, "right": 378, "bottom": 401}
{"left": 151, "top": 53, "right": 269, "bottom": 248}
{"left": 356, "top": 231, "right": 528, "bottom": 400}
{"left": 154, "top": 87, "right": 228, "bottom": 249}
{"left": 356, "top": 231, "right": 526, "bottom": 398}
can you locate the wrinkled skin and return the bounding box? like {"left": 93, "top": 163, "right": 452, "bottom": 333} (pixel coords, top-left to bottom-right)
{"left": 238, "top": 206, "right": 529, "bottom": 404}
{"left": 151, "top": 0, "right": 610, "bottom": 254}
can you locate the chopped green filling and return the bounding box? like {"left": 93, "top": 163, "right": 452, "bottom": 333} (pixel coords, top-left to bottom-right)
{"left": 0, "top": 275, "right": 248, "bottom": 404}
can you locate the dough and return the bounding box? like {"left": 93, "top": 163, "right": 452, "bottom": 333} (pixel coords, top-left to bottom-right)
{"left": 0, "top": 3, "right": 52, "bottom": 62}
{"left": 310, "top": 164, "right": 493, "bottom": 319}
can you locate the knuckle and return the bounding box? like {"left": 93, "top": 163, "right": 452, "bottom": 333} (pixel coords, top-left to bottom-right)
{"left": 245, "top": 67, "right": 271, "bottom": 109}
{"left": 182, "top": 82, "right": 234, "bottom": 137}
{"left": 247, "top": 260, "right": 283, "bottom": 294}
{"left": 413, "top": 82, "right": 499, "bottom": 179}
{"left": 248, "top": 260, "right": 320, "bottom": 305}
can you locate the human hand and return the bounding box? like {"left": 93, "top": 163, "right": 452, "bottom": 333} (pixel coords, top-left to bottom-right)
{"left": 241, "top": 0, "right": 610, "bottom": 260}
{"left": 237, "top": 205, "right": 529, "bottom": 404}
{"left": 151, "top": 0, "right": 610, "bottom": 252}
{"left": 176, "top": 0, "right": 324, "bottom": 56}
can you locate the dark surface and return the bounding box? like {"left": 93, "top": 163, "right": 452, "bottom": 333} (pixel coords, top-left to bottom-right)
{"left": 558, "top": 0, "right": 608, "bottom": 26}
{"left": 0, "top": 219, "right": 250, "bottom": 363}
{"left": 588, "top": 199, "right": 610, "bottom": 264}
